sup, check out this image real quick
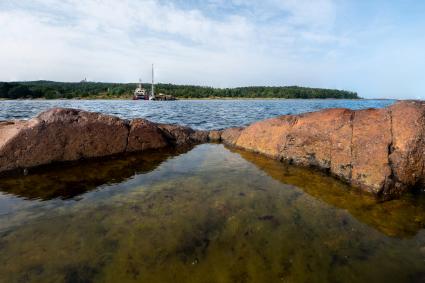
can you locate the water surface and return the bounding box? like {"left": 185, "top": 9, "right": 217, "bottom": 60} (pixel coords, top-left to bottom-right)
{"left": 0, "top": 99, "right": 395, "bottom": 130}
{"left": 0, "top": 144, "right": 424, "bottom": 283}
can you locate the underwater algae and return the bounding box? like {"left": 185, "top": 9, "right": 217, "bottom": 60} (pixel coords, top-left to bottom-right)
{"left": 0, "top": 144, "right": 424, "bottom": 283}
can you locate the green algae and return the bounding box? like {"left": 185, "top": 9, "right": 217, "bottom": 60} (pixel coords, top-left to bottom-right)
{"left": 0, "top": 144, "right": 424, "bottom": 283}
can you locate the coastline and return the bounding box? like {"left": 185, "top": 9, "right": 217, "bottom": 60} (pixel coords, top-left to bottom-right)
{"left": 0, "top": 100, "right": 422, "bottom": 199}
{"left": 0, "top": 97, "right": 399, "bottom": 101}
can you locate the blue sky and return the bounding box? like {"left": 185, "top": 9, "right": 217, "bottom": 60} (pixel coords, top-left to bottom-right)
{"left": 0, "top": 0, "right": 424, "bottom": 98}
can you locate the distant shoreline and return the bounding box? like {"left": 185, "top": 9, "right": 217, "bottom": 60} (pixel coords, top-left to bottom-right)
{"left": 0, "top": 97, "right": 367, "bottom": 101}
{"left": 1, "top": 81, "right": 359, "bottom": 100}
{"left": 0, "top": 97, "right": 400, "bottom": 101}
{"left": 0, "top": 97, "right": 369, "bottom": 101}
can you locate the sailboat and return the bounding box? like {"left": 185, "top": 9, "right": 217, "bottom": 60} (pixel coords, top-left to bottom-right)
{"left": 133, "top": 64, "right": 176, "bottom": 101}
{"left": 149, "top": 64, "right": 155, "bottom": 100}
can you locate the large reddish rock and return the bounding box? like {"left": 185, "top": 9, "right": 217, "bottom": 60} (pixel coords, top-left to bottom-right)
{"left": 388, "top": 101, "right": 425, "bottom": 196}
{"left": 351, "top": 108, "right": 392, "bottom": 193}
{"left": 127, "top": 119, "right": 168, "bottom": 152}
{"left": 236, "top": 116, "right": 295, "bottom": 158}
{"left": 221, "top": 127, "right": 243, "bottom": 146}
{"left": 282, "top": 109, "right": 351, "bottom": 171}
{"left": 0, "top": 108, "right": 207, "bottom": 174}
{"left": 328, "top": 109, "right": 353, "bottom": 182}
{"left": 228, "top": 101, "right": 425, "bottom": 198}
{"left": 0, "top": 108, "right": 129, "bottom": 172}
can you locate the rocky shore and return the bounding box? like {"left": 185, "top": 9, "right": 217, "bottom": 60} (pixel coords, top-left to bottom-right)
{"left": 0, "top": 108, "right": 208, "bottom": 173}
{"left": 1, "top": 101, "right": 424, "bottom": 198}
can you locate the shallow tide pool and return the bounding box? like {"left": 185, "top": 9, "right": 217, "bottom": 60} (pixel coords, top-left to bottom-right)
{"left": 0, "top": 144, "right": 424, "bottom": 283}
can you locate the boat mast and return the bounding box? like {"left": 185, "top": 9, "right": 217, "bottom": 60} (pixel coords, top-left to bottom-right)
{"left": 151, "top": 64, "right": 155, "bottom": 100}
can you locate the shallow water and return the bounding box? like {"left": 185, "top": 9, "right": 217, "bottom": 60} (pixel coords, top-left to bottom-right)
{"left": 0, "top": 144, "right": 424, "bottom": 283}
{"left": 0, "top": 99, "right": 394, "bottom": 130}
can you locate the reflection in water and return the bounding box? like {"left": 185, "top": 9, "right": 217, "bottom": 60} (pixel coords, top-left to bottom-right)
{"left": 231, "top": 147, "right": 425, "bottom": 238}
{"left": 0, "top": 147, "right": 192, "bottom": 200}
{"left": 0, "top": 144, "right": 424, "bottom": 283}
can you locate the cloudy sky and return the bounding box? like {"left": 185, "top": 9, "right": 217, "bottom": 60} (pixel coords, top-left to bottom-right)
{"left": 0, "top": 0, "right": 424, "bottom": 98}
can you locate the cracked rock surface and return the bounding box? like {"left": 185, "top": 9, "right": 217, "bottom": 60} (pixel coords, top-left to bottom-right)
{"left": 221, "top": 100, "right": 425, "bottom": 198}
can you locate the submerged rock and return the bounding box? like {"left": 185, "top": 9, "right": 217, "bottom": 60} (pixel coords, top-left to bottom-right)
{"left": 227, "top": 100, "right": 425, "bottom": 198}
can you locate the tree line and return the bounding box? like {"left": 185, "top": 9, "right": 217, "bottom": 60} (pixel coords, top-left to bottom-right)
{"left": 0, "top": 81, "right": 359, "bottom": 99}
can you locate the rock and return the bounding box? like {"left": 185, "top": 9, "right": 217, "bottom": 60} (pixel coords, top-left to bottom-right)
{"left": 0, "top": 108, "right": 129, "bottom": 172}
{"left": 127, "top": 119, "right": 168, "bottom": 152}
{"left": 221, "top": 127, "right": 243, "bottom": 146}
{"left": 157, "top": 124, "right": 208, "bottom": 146}
{"left": 230, "top": 101, "right": 425, "bottom": 198}
{"left": 384, "top": 100, "right": 425, "bottom": 197}
{"left": 351, "top": 108, "right": 392, "bottom": 194}
{"left": 237, "top": 116, "right": 295, "bottom": 158}
{"left": 208, "top": 130, "right": 222, "bottom": 142}
{"left": 283, "top": 109, "right": 352, "bottom": 171}
{"left": 190, "top": 130, "right": 210, "bottom": 144}
{"left": 328, "top": 109, "right": 353, "bottom": 182}
{"left": 0, "top": 108, "right": 207, "bottom": 174}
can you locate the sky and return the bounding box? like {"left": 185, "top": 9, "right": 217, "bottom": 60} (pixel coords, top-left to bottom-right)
{"left": 0, "top": 0, "right": 424, "bottom": 98}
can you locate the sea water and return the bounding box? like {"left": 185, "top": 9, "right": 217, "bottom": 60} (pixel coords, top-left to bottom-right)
{"left": 0, "top": 99, "right": 395, "bottom": 130}
{"left": 0, "top": 144, "right": 424, "bottom": 283}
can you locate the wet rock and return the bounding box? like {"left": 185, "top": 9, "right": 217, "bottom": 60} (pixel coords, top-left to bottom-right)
{"left": 351, "top": 108, "right": 392, "bottom": 194}
{"left": 0, "top": 108, "right": 206, "bottom": 174}
{"left": 0, "top": 108, "right": 129, "bottom": 172}
{"left": 388, "top": 101, "right": 425, "bottom": 197}
{"left": 127, "top": 119, "right": 168, "bottom": 152}
{"left": 190, "top": 130, "right": 209, "bottom": 144}
{"left": 231, "top": 101, "right": 425, "bottom": 198}
{"left": 286, "top": 109, "right": 352, "bottom": 175}
{"left": 221, "top": 127, "right": 243, "bottom": 146}
{"left": 157, "top": 124, "right": 208, "bottom": 146}
{"left": 208, "top": 130, "right": 222, "bottom": 142}
{"left": 237, "top": 116, "right": 295, "bottom": 158}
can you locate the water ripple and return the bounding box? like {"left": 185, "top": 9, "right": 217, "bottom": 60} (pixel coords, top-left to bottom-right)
{"left": 0, "top": 99, "right": 395, "bottom": 130}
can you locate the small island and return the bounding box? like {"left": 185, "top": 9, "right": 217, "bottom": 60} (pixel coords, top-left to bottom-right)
{"left": 0, "top": 81, "right": 359, "bottom": 100}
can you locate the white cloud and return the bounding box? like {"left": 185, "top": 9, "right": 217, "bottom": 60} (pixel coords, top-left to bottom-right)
{"left": 0, "top": 0, "right": 342, "bottom": 85}
{"left": 0, "top": 0, "right": 423, "bottom": 98}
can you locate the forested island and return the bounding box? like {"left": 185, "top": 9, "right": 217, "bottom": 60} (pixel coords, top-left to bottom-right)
{"left": 0, "top": 81, "right": 359, "bottom": 99}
